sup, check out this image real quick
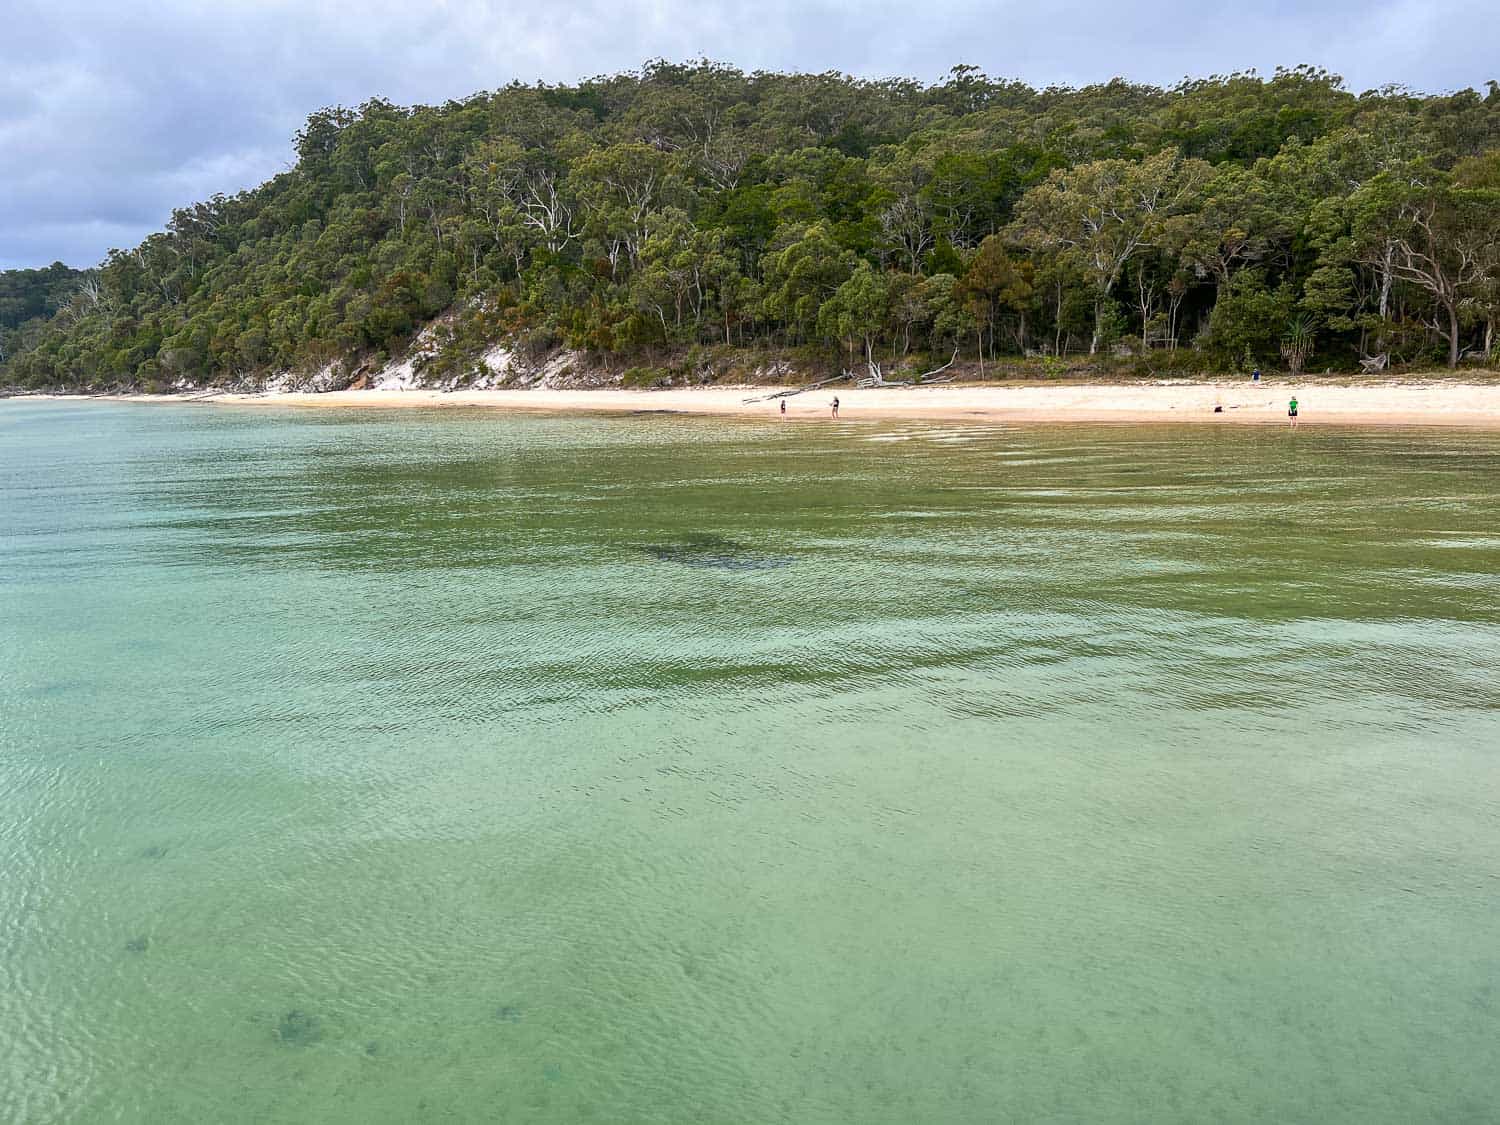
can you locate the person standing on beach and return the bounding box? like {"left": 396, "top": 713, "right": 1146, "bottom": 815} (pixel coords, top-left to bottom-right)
{"left": 1288, "top": 395, "right": 1299, "bottom": 428}
{"left": 780, "top": 399, "right": 786, "bottom": 418}
{"left": 831, "top": 396, "right": 840, "bottom": 419}
{"left": 1252, "top": 367, "right": 1261, "bottom": 383}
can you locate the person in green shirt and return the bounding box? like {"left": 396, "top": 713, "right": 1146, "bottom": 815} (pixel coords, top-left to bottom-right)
{"left": 1288, "top": 395, "right": 1299, "bottom": 428}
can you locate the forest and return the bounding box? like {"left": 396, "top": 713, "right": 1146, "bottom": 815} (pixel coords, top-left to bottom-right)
{"left": 0, "top": 263, "right": 85, "bottom": 368}
{"left": 4, "top": 61, "right": 1500, "bottom": 392}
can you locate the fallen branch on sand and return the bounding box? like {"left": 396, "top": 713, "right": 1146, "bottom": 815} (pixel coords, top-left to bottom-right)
{"left": 743, "top": 346, "right": 962, "bottom": 401}
{"left": 915, "top": 347, "right": 960, "bottom": 384}
{"left": 742, "top": 373, "right": 851, "bottom": 403}
{"left": 847, "top": 346, "right": 960, "bottom": 388}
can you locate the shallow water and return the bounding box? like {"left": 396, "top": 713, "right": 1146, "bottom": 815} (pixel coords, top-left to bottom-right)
{"left": 1, "top": 401, "right": 1497, "bottom": 1123}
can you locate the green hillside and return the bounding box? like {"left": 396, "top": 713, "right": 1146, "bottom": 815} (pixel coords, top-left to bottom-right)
{"left": 0, "top": 262, "right": 88, "bottom": 369}
{"left": 5, "top": 61, "right": 1500, "bottom": 391}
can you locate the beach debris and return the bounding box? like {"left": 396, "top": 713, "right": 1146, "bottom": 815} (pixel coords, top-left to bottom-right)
{"left": 742, "top": 373, "right": 850, "bottom": 403}
{"left": 274, "top": 1009, "right": 324, "bottom": 1047}
{"left": 643, "top": 534, "right": 793, "bottom": 571}
{"left": 846, "top": 345, "right": 960, "bottom": 388}
{"left": 743, "top": 347, "right": 958, "bottom": 402}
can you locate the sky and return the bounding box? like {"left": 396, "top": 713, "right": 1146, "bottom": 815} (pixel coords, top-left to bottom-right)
{"left": 3, "top": 0, "right": 1497, "bottom": 270}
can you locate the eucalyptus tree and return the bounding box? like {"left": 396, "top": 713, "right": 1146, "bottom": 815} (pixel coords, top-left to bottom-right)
{"left": 1178, "top": 165, "right": 1287, "bottom": 312}
{"left": 8, "top": 60, "right": 1500, "bottom": 391}
{"left": 1010, "top": 149, "right": 1210, "bottom": 353}
{"left": 1348, "top": 164, "right": 1500, "bottom": 366}
{"left": 573, "top": 143, "right": 690, "bottom": 276}
{"left": 958, "top": 236, "right": 1034, "bottom": 359}
{"left": 631, "top": 208, "right": 741, "bottom": 343}
{"left": 818, "top": 261, "right": 892, "bottom": 366}
{"left": 759, "top": 222, "right": 856, "bottom": 345}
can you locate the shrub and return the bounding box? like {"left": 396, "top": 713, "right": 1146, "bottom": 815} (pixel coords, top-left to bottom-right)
{"left": 621, "top": 365, "right": 665, "bottom": 387}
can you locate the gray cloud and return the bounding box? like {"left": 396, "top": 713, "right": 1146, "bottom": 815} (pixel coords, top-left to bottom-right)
{"left": 2, "top": 0, "right": 1496, "bottom": 269}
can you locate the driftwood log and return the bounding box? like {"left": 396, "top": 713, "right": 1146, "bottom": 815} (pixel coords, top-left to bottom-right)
{"left": 741, "top": 373, "right": 851, "bottom": 403}
{"left": 743, "top": 346, "right": 960, "bottom": 402}
{"left": 847, "top": 346, "right": 959, "bottom": 388}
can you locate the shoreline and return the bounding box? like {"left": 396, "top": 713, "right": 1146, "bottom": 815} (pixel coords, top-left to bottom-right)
{"left": 11, "top": 380, "right": 1500, "bottom": 428}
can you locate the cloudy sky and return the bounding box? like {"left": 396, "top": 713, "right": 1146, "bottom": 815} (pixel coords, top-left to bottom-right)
{"left": 3, "top": 0, "right": 1496, "bottom": 270}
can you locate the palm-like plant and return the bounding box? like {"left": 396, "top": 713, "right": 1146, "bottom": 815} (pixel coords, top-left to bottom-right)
{"left": 1281, "top": 313, "right": 1317, "bottom": 375}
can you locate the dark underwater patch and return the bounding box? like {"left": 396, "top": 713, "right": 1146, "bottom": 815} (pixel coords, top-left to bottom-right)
{"left": 274, "top": 1009, "right": 324, "bottom": 1047}
{"left": 643, "top": 534, "right": 794, "bottom": 571}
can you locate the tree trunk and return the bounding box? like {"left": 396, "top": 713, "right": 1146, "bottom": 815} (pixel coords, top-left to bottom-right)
{"left": 1375, "top": 242, "right": 1395, "bottom": 358}
{"left": 1054, "top": 281, "right": 1063, "bottom": 356}
{"left": 1448, "top": 302, "right": 1460, "bottom": 369}
{"left": 1378, "top": 244, "right": 1393, "bottom": 319}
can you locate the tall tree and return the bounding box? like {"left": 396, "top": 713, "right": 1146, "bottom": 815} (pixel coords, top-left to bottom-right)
{"left": 1010, "top": 149, "right": 1209, "bottom": 353}
{"left": 957, "top": 236, "right": 1034, "bottom": 359}
{"left": 759, "top": 223, "right": 856, "bottom": 344}
{"left": 1350, "top": 166, "right": 1500, "bottom": 367}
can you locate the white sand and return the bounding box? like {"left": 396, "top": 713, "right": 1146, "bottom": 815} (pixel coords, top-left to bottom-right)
{"left": 21, "top": 379, "right": 1500, "bottom": 428}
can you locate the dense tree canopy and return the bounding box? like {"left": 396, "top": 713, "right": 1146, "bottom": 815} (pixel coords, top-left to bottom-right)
{"left": 0, "top": 263, "right": 87, "bottom": 366}
{"left": 6, "top": 61, "right": 1500, "bottom": 391}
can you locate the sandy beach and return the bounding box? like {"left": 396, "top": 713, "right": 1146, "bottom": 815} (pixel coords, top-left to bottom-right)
{"left": 20, "top": 379, "right": 1500, "bottom": 428}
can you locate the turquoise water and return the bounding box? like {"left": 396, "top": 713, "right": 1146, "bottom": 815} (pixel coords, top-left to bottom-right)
{"left": 1, "top": 400, "right": 1498, "bottom": 1123}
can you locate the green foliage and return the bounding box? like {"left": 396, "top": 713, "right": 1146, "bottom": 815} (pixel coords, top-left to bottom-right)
{"left": 1208, "top": 273, "right": 1296, "bottom": 364}
{"left": 5, "top": 60, "right": 1500, "bottom": 391}
{"left": 760, "top": 223, "right": 856, "bottom": 344}
{"left": 1093, "top": 301, "right": 1130, "bottom": 353}
{"left": 0, "top": 262, "right": 88, "bottom": 370}
{"left": 0, "top": 262, "right": 85, "bottom": 331}
{"left": 620, "top": 365, "right": 665, "bottom": 387}
{"left": 1009, "top": 149, "right": 1211, "bottom": 353}
{"left": 818, "top": 262, "right": 891, "bottom": 361}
